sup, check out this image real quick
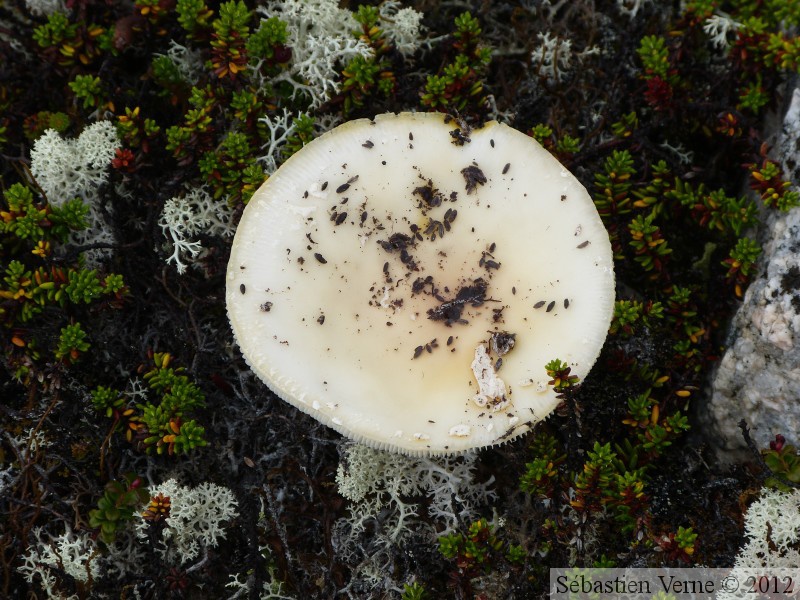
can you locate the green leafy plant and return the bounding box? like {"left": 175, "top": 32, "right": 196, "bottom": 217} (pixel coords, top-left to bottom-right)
{"left": 665, "top": 179, "right": 756, "bottom": 236}
{"left": 116, "top": 106, "right": 161, "bottom": 153}
{"left": 439, "top": 517, "right": 524, "bottom": 577}
{"left": 176, "top": 0, "right": 214, "bottom": 38}
{"left": 91, "top": 385, "right": 129, "bottom": 419}
{"left": 421, "top": 12, "right": 491, "bottom": 113}
{"left": 657, "top": 525, "right": 697, "bottom": 562}
{"left": 637, "top": 35, "right": 679, "bottom": 111}
{"left": 1, "top": 183, "right": 88, "bottom": 243}
{"left": 521, "top": 354, "right": 694, "bottom": 555}
{"left": 88, "top": 474, "right": 149, "bottom": 543}
{"left": 738, "top": 75, "right": 770, "bottom": 113}
{"left": 55, "top": 322, "right": 90, "bottom": 363}
{"left": 340, "top": 54, "right": 392, "bottom": 114}
{"left": 527, "top": 123, "right": 581, "bottom": 162}
{"left": 722, "top": 237, "right": 761, "bottom": 298}
{"left": 761, "top": 434, "right": 800, "bottom": 488}
{"left": 247, "top": 15, "right": 289, "bottom": 66}
{"left": 93, "top": 352, "right": 207, "bottom": 456}
{"left": 282, "top": 113, "right": 316, "bottom": 159}
{"left": 32, "top": 11, "right": 111, "bottom": 67}
{"left": 749, "top": 154, "right": 800, "bottom": 211}
{"left": 520, "top": 432, "right": 565, "bottom": 498}
{"left": 209, "top": 1, "right": 252, "bottom": 79}
{"left": 637, "top": 35, "right": 670, "bottom": 79}
{"left": 165, "top": 85, "right": 217, "bottom": 166}
{"left": 24, "top": 111, "right": 71, "bottom": 140}
{"left": 401, "top": 581, "right": 428, "bottom": 600}
{"left": 135, "top": 0, "right": 172, "bottom": 24}
{"left": 609, "top": 299, "right": 664, "bottom": 336}
{"left": 151, "top": 55, "right": 189, "bottom": 99}
{"left": 611, "top": 111, "right": 639, "bottom": 139}
{"left": 593, "top": 150, "right": 635, "bottom": 221}
{"left": 336, "top": 5, "right": 396, "bottom": 114}
{"left": 1, "top": 182, "right": 125, "bottom": 381}
{"left": 628, "top": 212, "right": 672, "bottom": 275}
{"left": 68, "top": 74, "right": 105, "bottom": 110}
{"left": 198, "top": 130, "right": 265, "bottom": 204}
{"left": 571, "top": 441, "right": 616, "bottom": 512}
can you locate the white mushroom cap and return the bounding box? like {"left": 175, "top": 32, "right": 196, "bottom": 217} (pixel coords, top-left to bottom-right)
{"left": 226, "top": 112, "right": 614, "bottom": 455}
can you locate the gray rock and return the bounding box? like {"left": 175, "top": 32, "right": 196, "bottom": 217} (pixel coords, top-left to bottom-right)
{"left": 703, "top": 87, "right": 800, "bottom": 458}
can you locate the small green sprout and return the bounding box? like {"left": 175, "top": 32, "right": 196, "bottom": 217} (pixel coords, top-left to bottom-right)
{"left": 438, "top": 518, "right": 513, "bottom": 575}
{"left": 593, "top": 150, "right": 635, "bottom": 220}
{"left": 722, "top": 237, "right": 761, "bottom": 297}
{"left": 420, "top": 11, "right": 490, "bottom": 113}
{"left": 55, "top": 322, "right": 90, "bottom": 362}
{"left": 210, "top": 0, "right": 252, "bottom": 79}
{"left": 68, "top": 74, "right": 105, "bottom": 110}
{"left": 637, "top": 35, "right": 670, "bottom": 79}
{"left": 91, "top": 386, "right": 126, "bottom": 418}
{"left": 544, "top": 358, "right": 579, "bottom": 391}
{"left": 33, "top": 11, "right": 77, "bottom": 50}
{"left": 529, "top": 124, "right": 553, "bottom": 144}
{"left": 628, "top": 212, "right": 672, "bottom": 275}
{"left": 401, "top": 581, "right": 428, "bottom": 600}
{"left": 246, "top": 16, "right": 288, "bottom": 64}
{"left": 658, "top": 526, "right": 698, "bottom": 562}
{"left": 176, "top": 0, "right": 214, "bottom": 37}
{"left": 737, "top": 75, "right": 770, "bottom": 113}
{"left": 65, "top": 269, "right": 104, "bottom": 304}
{"left": 282, "top": 113, "right": 316, "bottom": 160}
{"left": 520, "top": 432, "right": 565, "bottom": 498}
{"left": 750, "top": 157, "right": 800, "bottom": 211}
{"left": 611, "top": 111, "right": 639, "bottom": 138}
{"left": 610, "top": 299, "right": 664, "bottom": 336}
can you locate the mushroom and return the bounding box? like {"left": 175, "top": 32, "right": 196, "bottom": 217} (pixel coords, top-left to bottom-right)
{"left": 226, "top": 112, "right": 614, "bottom": 455}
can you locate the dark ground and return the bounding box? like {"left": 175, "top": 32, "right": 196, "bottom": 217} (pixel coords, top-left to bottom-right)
{"left": 1, "top": 0, "right": 792, "bottom": 598}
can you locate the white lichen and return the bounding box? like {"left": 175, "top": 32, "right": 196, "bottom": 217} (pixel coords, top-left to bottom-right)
{"left": 257, "top": 0, "right": 372, "bottom": 108}
{"left": 31, "top": 121, "right": 119, "bottom": 205}
{"left": 531, "top": 32, "right": 599, "bottom": 84}
{"left": 616, "top": 0, "right": 653, "bottom": 19}
{"left": 159, "top": 40, "right": 205, "bottom": 85}
{"left": 703, "top": 14, "right": 740, "bottom": 50}
{"left": 24, "top": 0, "right": 65, "bottom": 16}
{"left": 718, "top": 488, "right": 800, "bottom": 599}
{"left": 29, "top": 121, "right": 120, "bottom": 257}
{"left": 18, "top": 525, "right": 101, "bottom": 599}
{"left": 159, "top": 187, "right": 234, "bottom": 274}
{"left": 226, "top": 566, "right": 296, "bottom": 599}
{"left": 335, "top": 443, "right": 495, "bottom": 541}
{"left": 531, "top": 32, "right": 572, "bottom": 83}
{"left": 378, "top": 1, "right": 424, "bottom": 57}
{"left": 257, "top": 108, "right": 304, "bottom": 174}
{"left": 136, "top": 479, "right": 239, "bottom": 565}
{"left": 2, "top": 429, "right": 49, "bottom": 496}
{"left": 333, "top": 443, "right": 496, "bottom": 594}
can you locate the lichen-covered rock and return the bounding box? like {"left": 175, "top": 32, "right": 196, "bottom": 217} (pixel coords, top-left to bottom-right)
{"left": 704, "top": 87, "right": 800, "bottom": 457}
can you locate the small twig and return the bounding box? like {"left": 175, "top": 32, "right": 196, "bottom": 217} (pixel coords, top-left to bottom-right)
{"left": 185, "top": 550, "right": 210, "bottom": 574}
{"left": 28, "top": 391, "right": 61, "bottom": 456}
{"left": 6, "top": 496, "right": 70, "bottom": 522}
{"left": 98, "top": 420, "right": 120, "bottom": 479}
